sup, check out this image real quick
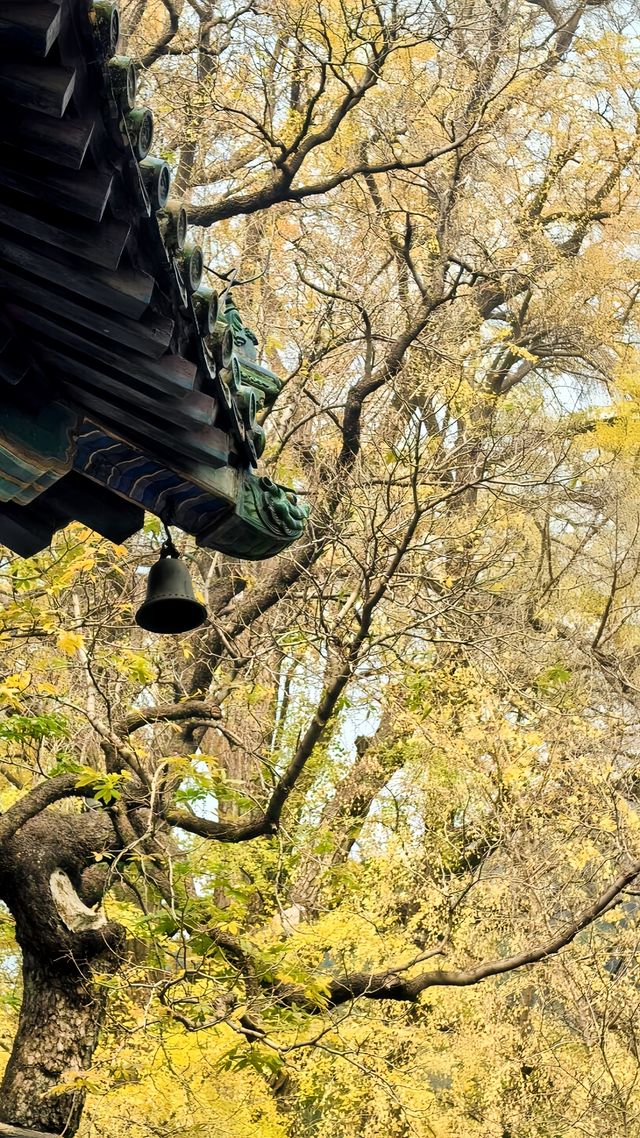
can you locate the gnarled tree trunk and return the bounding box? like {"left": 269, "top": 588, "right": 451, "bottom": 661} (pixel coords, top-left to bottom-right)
{"left": 0, "top": 953, "right": 108, "bottom": 1134}
{"left": 0, "top": 811, "right": 122, "bottom": 1136}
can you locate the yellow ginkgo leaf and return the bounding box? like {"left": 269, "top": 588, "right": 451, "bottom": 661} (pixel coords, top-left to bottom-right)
{"left": 3, "top": 672, "right": 31, "bottom": 691}
{"left": 57, "top": 630, "right": 84, "bottom": 656}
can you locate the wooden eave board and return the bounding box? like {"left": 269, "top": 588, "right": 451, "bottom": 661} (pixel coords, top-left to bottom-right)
{"left": 0, "top": 61, "right": 76, "bottom": 117}
{"left": 0, "top": 266, "right": 175, "bottom": 358}
{"left": 0, "top": 199, "right": 130, "bottom": 271}
{"left": 0, "top": 109, "right": 95, "bottom": 169}
{"left": 0, "top": 3, "right": 63, "bottom": 56}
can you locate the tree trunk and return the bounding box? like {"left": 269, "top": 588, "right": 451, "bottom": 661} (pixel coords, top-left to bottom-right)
{"left": 0, "top": 811, "right": 122, "bottom": 1137}
{"left": 0, "top": 952, "right": 107, "bottom": 1135}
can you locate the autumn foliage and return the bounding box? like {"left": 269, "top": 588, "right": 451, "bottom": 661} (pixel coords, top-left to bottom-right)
{"left": 3, "top": 0, "right": 640, "bottom": 1134}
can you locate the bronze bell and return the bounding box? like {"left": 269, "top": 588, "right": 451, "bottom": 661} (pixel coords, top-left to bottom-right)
{"left": 135, "top": 536, "right": 207, "bottom": 634}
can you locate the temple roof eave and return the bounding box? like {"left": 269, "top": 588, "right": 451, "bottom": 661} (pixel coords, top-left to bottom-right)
{"left": 0, "top": 0, "right": 308, "bottom": 561}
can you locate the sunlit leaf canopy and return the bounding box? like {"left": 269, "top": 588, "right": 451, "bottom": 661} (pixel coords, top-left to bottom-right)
{"left": 4, "top": 0, "right": 640, "bottom": 1134}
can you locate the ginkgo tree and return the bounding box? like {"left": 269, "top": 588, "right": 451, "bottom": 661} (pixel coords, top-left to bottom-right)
{"left": 3, "top": 0, "right": 640, "bottom": 1134}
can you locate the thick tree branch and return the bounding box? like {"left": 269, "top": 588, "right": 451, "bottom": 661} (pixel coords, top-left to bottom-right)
{"left": 188, "top": 132, "right": 476, "bottom": 226}
{"left": 140, "top": 0, "right": 180, "bottom": 69}
{"left": 185, "top": 290, "right": 444, "bottom": 696}
{"left": 0, "top": 775, "right": 88, "bottom": 847}
{"left": 325, "top": 855, "right": 640, "bottom": 1007}
{"left": 168, "top": 492, "right": 425, "bottom": 842}
{"left": 122, "top": 699, "right": 222, "bottom": 735}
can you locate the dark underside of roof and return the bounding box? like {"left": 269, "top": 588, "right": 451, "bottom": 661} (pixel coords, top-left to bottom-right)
{"left": 0, "top": 0, "right": 307, "bottom": 560}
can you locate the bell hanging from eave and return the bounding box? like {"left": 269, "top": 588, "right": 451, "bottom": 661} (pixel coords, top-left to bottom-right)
{"left": 135, "top": 530, "right": 207, "bottom": 635}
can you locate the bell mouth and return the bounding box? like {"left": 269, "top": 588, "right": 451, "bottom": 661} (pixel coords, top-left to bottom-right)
{"left": 135, "top": 597, "right": 207, "bottom": 635}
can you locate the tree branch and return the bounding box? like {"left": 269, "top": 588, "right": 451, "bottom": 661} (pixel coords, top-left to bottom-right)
{"left": 325, "top": 855, "right": 640, "bottom": 1007}
{"left": 167, "top": 493, "right": 425, "bottom": 842}
{"left": 0, "top": 775, "right": 88, "bottom": 847}
{"left": 188, "top": 131, "right": 476, "bottom": 226}
{"left": 140, "top": 0, "right": 180, "bottom": 69}
{"left": 121, "top": 699, "right": 222, "bottom": 735}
